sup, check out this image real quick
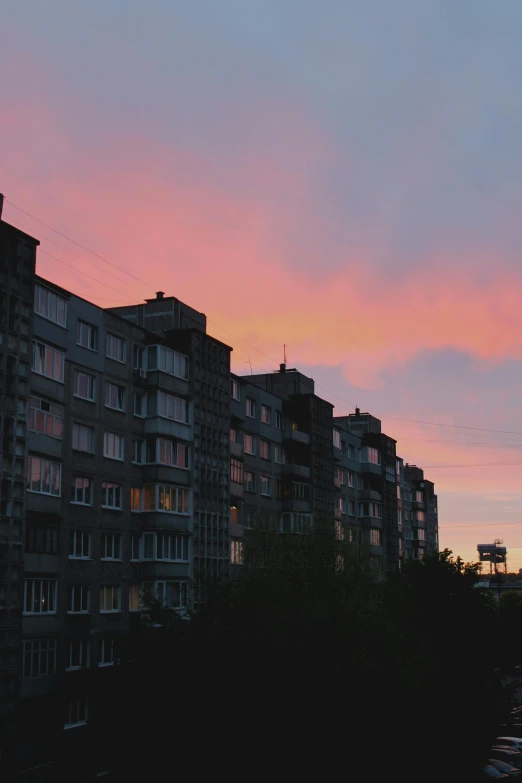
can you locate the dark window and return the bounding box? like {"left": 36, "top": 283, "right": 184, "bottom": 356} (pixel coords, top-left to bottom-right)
{"left": 26, "top": 523, "right": 59, "bottom": 554}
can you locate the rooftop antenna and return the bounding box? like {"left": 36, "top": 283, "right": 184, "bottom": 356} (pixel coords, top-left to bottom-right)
{"left": 246, "top": 356, "right": 252, "bottom": 374}
{"left": 284, "top": 344, "right": 287, "bottom": 365}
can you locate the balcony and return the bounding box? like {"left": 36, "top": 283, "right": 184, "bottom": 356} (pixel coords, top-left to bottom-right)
{"left": 144, "top": 417, "right": 192, "bottom": 441}
{"left": 334, "top": 508, "right": 342, "bottom": 520}
{"left": 282, "top": 498, "right": 311, "bottom": 513}
{"left": 230, "top": 481, "right": 244, "bottom": 499}
{"left": 230, "top": 440, "right": 243, "bottom": 458}
{"left": 283, "top": 428, "right": 310, "bottom": 445}
{"left": 282, "top": 463, "right": 311, "bottom": 479}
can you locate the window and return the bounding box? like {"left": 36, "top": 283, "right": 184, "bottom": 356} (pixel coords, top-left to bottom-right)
{"left": 106, "top": 333, "right": 125, "bottom": 363}
{"left": 259, "top": 440, "right": 270, "bottom": 460}
{"left": 416, "top": 510, "right": 425, "bottom": 522}
{"left": 415, "top": 491, "right": 424, "bottom": 503}
{"left": 153, "top": 581, "right": 188, "bottom": 609}
{"left": 370, "top": 529, "right": 382, "bottom": 546}
{"left": 244, "top": 471, "right": 255, "bottom": 492}
{"left": 333, "top": 429, "right": 341, "bottom": 449}
{"left": 130, "top": 487, "right": 142, "bottom": 512}
{"left": 101, "top": 482, "right": 122, "bottom": 509}
{"left": 34, "top": 283, "right": 67, "bottom": 326}
{"left": 359, "top": 502, "right": 382, "bottom": 518}
{"left": 133, "top": 345, "right": 143, "bottom": 369}
{"left": 99, "top": 638, "right": 118, "bottom": 667}
{"left": 129, "top": 584, "right": 140, "bottom": 611}
{"left": 397, "top": 485, "right": 401, "bottom": 500}
{"left": 70, "top": 477, "right": 92, "bottom": 505}
{"left": 415, "top": 528, "right": 426, "bottom": 541}
{"left": 74, "top": 370, "right": 96, "bottom": 401}
{"left": 231, "top": 539, "right": 244, "bottom": 565}
{"left": 133, "top": 393, "right": 145, "bottom": 417}
{"left": 230, "top": 458, "right": 244, "bottom": 484}
{"left": 67, "top": 640, "right": 90, "bottom": 671}
{"left": 27, "top": 456, "right": 61, "bottom": 496}
{"left": 133, "top": 439, "right": 145, "bottom": 464}
{"left": 357, "top": 475, "right": 364, "bottom": 490}
{"left": 32, "top": 340, "right": 65, "bottom": 382}
{"left": 385, "top": 464, "right": 396, "bottom": 482}
{"left": 348, "top": 499, "right": 355, "bottom": 516}
{"left": 69, "top": 531, "right": 91, "bottom": 559}
{"left": 77, "top": 320, "right": 97, "bottom": 351}
{"left": 280, "top": 513, "right": 313, "bottom": 534}
{"left": 72, "top": 423, "right": 95, "bottom": 453}
{"left": 231, "top": 379, "right": 241, "bottom": 401}
{"left": 275, "top": 411, "right": 283, "bottom": 430}
{"left": 335, "top": 520, "right": 344, "bottom": 541}
{"left": 24, "top": 580, "right": 57, "bottom": 614}
{"left": 68, "top": 585, "right": 91, "bottom": 614}
{"left": 26, "top": 523, "right": 59, "bottom": 554}
{"left": 143, "top": 485, "right": 189, "bottom": 514}
{"left": 244, "top": 434, "right": 255, "bottom": 455}
{"left": 158, "top": 391, "right": 189, "bottom": 423}
{"left": 29, "top": 397, "right": 63, "bottom": 439}
{"left": 156, "top": 533, "right": 188, "bottom": 561}
{"left": 103, "top": 432, "right": 124, "bottom": 460}
{"left": 101, "top": 533, "right": 121, "bottom": 560}
{"left": 105, "top": 382, "right": 125, "bottom": 411}
{"left": 275, "top": 479, "right": 282, "bottom": 499}
{"left": 246, "top": 398, "right": 255, "bottom": 418}
{"left": 337, "top": 497, "right": 347, "bottom": 514}
{"left": 64, "top": 696, "right": 88, "bottom": 729}
{"left": 346, "top": 444, "right": 355, "bottom": 460}
{"left": 155, "top": 438, "right": 189, "bottom": 468}
{"left": 23, "top": 638, "right": 56, "bottom": 678}
{"left": 346, "top": 471, "right": 354, "bottom": 488}
{"left": 100, "top": 585, "right": 121, "bottom": 613}
{"left": 361, "top": 447, "right": 381, "bottom": 465}
{"left": 336, "top": 467, "right": 346, "bottom": 485}
{"left": 292, "top": 482, "right": 310, "bottom": 501}
{"left": 261, "top": 405, "right": 271, "bottom": 425}
{"left": 260, "top": 475, "right": 271, "bottom": 496}
{"left": 230, "top": 427, "right": 240, "bottom": 443}
{"left": 148, "top": 346, "right": 189, "bottom": 379}
{"left": 274, "top": 444, "right": 284, "bottom": 464}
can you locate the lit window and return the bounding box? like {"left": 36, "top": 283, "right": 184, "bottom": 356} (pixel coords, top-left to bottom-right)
{"left": 361, "top": 447, "right": 381, "bottom": 465}
{"left": 259, "top": 440, "right": 270, "bottom": 460}
{"left": 23, "top": 579, "right": 58, "bottom": 614}
{"left": 370, "top": 529, "right": 382, "bottom": 546}
{"left": 103, "top": 432, "right": 124, "bottom": 461}
{"left": 29, "top": 397, "right": 63, "bottom": 439}
{"left": 105, "top": 333, "right": 125, "bottom": 363}
{"left": 72, "top": 423, "right": 95, "bottom": 453}
{"left": 105, "top": 383, "right": 125, "bottom": 411}
{"left": 77, "top": 320, "right": 97, "bottom": 351}
{"left": 246, "top": 398, "right": 255, "bottom": 418}
{"left": 69, "top": 531, "right": 91, "bottom": 559}
{"left": 22, "top": 639, "right": 56, "bottom": 678}
{"left": 99, "top": 585, "right": 121, "bottom": 613}
{"left": 101, "top": 533, "right": 121, "bottom": 560}
{"left": 67, "top": 585, "right": 91, "bottom": 614}
{"left": 130, "top": 487, "right": 142, "bottom": 512}
{"left": 26, "top": 456, "right": 61, "bottom": 496}
{"left": 416, "top": 510, "right": 425, "bottom": 522}
{"left": 336, "top": 467, "right": 346, "bottom": 485}
{"left": 129, "top": 584, "right": 140, "bottom": 611}
{"left": 101, "top": 482, "right": 122, "bottom": 510}
{"left": 64, "top": 696, "right": 88, "bottom": 729}
{"left": 34, "top": 283, "right": 67, "bottom": 326}
{"left": 231, "top": 539, "right": 244, "bottom": 564}
{"left": 32, "top": 340, "right": 65, "bottom": 382}
{"left": 70, "top": 477, "right": 92, "bottom": 505}
{"left": 230, "top": 458, "right": 244, "bottom": 485}
{"left": 74, "top": 370, "right": 96, "bottom": 401}
{"left": 231, "top": 379, "right": 241, "bottom": 401}
{"left": 415, "top": 491, "right": 423, "bottom": 503}
{"left": 143, "top": 485, "right": 190, "bottom": 514}
{"left": 261, "top": 405, "right": 271, "bottom": 425}
{"left": 335, "top": 520, "right": 344, "bottom": 540}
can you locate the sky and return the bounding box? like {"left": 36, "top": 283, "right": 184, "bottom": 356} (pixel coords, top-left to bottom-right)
{"left": 2, "top": 0, "right": 522, "bottom": 568}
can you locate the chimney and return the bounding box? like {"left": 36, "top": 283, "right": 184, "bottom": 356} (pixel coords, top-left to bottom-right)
{"left": 355, "top": 407, "right": 360, "bottom": 416}
{"left": 156, "top": 291, "right": 164, "bottom": 300}
{"left": 279, "top": 363, "right": 286, "bottom": 373}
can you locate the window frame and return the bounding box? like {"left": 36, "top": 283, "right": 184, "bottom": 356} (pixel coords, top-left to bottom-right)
{"left": 22, "top": 638, "right": 57, "bottom": 678}
{"left": 70, "top": 476, "right": 92, "bottom": 506}
{"left": 27, "top": 455, "right": 61, "bottom": 496}
{"left": 104, "top": 382, "right": 125, "bottom": 412}
{"left": 245, "top": 398, "right": 256, "bottom": 418}
{"left": 69, "top": 530, "right": 92, "bottom": 560}
{"left": 101, "top": 532, "right": 122, "bottom": 561}
{"left": 32, "top": 340, "right": 65, "bottom": 382}
{"left": 99, "top": 585, "right": 121, "bottom": 614}
{"left": 67, "top": 584, "right": 91, "bottom": 614}
{"left": 101, "top": 482, "right": 122, "bottom": 510}
{"left": 105, "top": 333, "right": 126, "bottom": 363}
{"left": 261, "top": 405, "right": 271, "bottom": 425}
{"left": 23, "top": 579, "right": 58, "bottom": 615}
{"left": 76, "top": 320, "right": 97, "bottom": 351}
{"left": 29, "top": 396, "right": 64, "bottom": 439}
{"left": 74, "top": 370, "right": 96, "bottom": 402}
{"left": 34, "top": 283, "right": 67, "bottom": 327}
{"left": 103, "top": 431, "right": 125, "bottom": 461}
{"left": 71, "top": 422, "right": 95, "bottom": 454}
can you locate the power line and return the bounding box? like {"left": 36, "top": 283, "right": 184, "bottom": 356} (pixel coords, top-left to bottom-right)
{"left": 422, "top": 460, "right": 522, "bottom": 469}
{"left": 38, "top": 249, "right": 136, "bottom": 302}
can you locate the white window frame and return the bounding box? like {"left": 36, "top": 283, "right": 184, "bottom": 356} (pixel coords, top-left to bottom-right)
{"left": 22, "top": 638, "right": 57, "bottom": 678}
{"left": 64, "top": 696, "right": 88, "bottom": 729}
{"left": 231, "top": 379, "right": 241, "bottom": 401}
{"left": 99, "top": 638, "right": 118, "bottom": 667}
{"left": 100, "top": 585, "right": 121, "bottom": 614}
{"left": 70, "top": 477, "right": 92, "bottom": 506}
{"left": 260, "top": 475, "right": 271, "bottom": 497}
{"left": 34, "top": 283, "right": 67, "bottom": 327}
{"left": 333, "top": 429, "right": 341, "bottom": 449}
{"left": 67, "top": 584, "right": 91, "bottom": 614}
{"left": 74, "top": 370, "right": 96, "bottom": 402}
{"left": 105, "top": 382, "right": 125, "bottom": 411}
{"left": 150, "top": 346, "right": 189, "bottom": 379}
{"left": 77, "top": 320, "right": 97, "bottom": 351}
{"left": 69, "top": 530, "right": 91, "bottom": 560}
{"left": 275, "top": 411, "right": 283, "bottom": 430}
{"left": 244, "top": 471, "right": 255, "bottom": 492}
{"left": 101, "top": 533, "right": 122, "bottom": 561}
{"left": 23, "top": 579, "right": 58, "bottom": 615}
{"left": 101, "top": 482, "right": 122, "bottom": 510}
{"left": 72, "top": 422, "right": 95, "bottom": 454}
{"left": 143, "top": 485, "right": 190, "bottom": 515}
{"left": 29, "top": 396, "right": 64, "bottom": 439}
{"left": 246, "top": 398, "right": 256, "bottom": 418}
{"left": 32, "top": 340, "right": 65, "bottom": 382}
{"left": 261, "top": 405, "right": 271, "bottom": 425}
{"left": 274, "top": 444, "right": 285, "bottom": 464}
{"left": 27, "top": 456, "right": 61, "bottom": 496}
{"left": 157, "top": 391, "right": 189, "bottom": 423}
{"left": 103, "top": 431, "right": 124, "bottom": 461}
{"left": 66, "top": 640, "right": 90, "bottom": 672}
{"left": 244, "top": 434, "right": 255, "bottom": 455}
{"left": 105, "top": 333, "right": 126, "bottom": 363}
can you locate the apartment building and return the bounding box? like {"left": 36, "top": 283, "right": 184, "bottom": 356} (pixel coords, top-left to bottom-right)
{"left": 404, "top": 464, "right": 439, "bottom": 561}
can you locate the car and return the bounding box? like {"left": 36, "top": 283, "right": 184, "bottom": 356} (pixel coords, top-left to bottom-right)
{"left": 491, "top": 749, "right": 522, "bottom": 770}
{"left": 497, "top": 739, "right": 522, "bottom": 752}
{"left": 483, "top": 764, "right": 510, "bottom": 778}
{"left": 489, "top": 759, "right": 521, "bottom": 777}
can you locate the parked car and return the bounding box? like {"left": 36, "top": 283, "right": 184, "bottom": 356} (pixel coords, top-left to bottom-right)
{"left": 492, "top": 749, "right": 522, "bottom": 768}
{"left": 489, "top": 759, "right": 521, "bottom": 777}
{"left": 497, "top": 739, "right": 522, "bottom": 752}
{"left": 483, "top": 764, "right": 510, "bottom": 778}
